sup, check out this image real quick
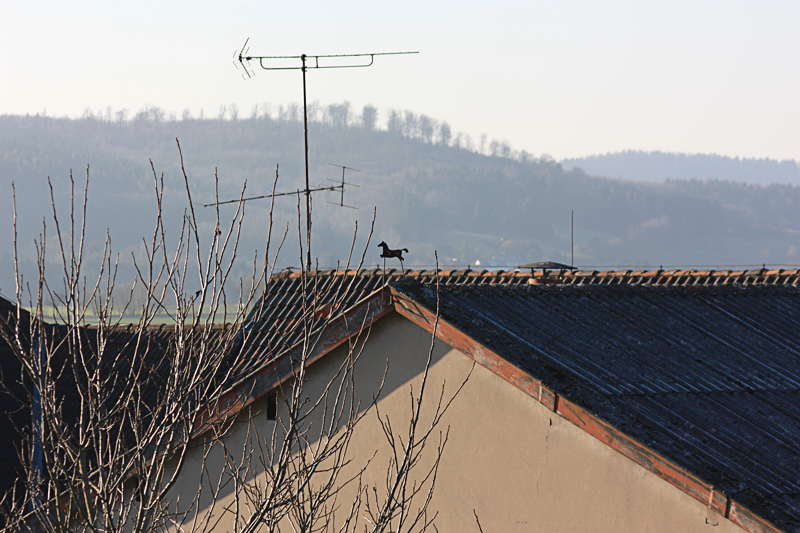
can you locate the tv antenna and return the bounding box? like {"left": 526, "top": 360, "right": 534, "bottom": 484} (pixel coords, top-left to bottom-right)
{"left": 327, "top": 163, "right": 360, "bottom": 209}
{"left": 201, "top": 164, "right": 359, "bottom": 208}
{"left": 201, "top": 182, "right": 345, "bottom": 208}
{"left": 233, "top": 39, "right": 417, "bottom": 270}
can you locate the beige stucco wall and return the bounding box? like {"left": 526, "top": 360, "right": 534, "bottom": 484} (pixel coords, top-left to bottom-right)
{"left": 172, "top": 311, "right": 744, "bottom": 532}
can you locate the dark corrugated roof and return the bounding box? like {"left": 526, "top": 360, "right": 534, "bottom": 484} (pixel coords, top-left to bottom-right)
{"left": 0, "top": 303, "right": 238, "bottom": 521}
{"left": 391, "top": 279, "right": 800, "bottom": 531}
{"left": 240, "top": 272, "right": 387, "bottom": 365}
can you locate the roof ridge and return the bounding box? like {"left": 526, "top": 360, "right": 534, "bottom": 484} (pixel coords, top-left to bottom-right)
{"left": 269, "top": 268, "right": 800, "bottom": 287}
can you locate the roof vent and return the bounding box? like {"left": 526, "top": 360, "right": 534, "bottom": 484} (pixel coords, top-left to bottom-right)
{"left": 518, "top": 261, "right": 576, "bottom": 285}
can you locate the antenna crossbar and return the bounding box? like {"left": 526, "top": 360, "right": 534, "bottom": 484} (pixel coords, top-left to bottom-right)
{"left": 241, "top": 51, "right": 417, "bottom": 71}
{"left": 203, "top": 185, "right": 340, "bottom": 208}
{"left": 246, "top": 51, "right": 418, "bottom": 60}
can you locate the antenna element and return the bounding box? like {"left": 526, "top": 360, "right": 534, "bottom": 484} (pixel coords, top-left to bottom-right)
{"left": 327, "top": 163, "right": 360, "bottom": 209}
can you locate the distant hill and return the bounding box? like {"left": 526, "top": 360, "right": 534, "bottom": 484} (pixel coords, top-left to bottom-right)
{"left": 562, "top": 151, "right": 800, "bottom": 186}
{"left": 1, "top": 110, "right": 799, "bottom": 299}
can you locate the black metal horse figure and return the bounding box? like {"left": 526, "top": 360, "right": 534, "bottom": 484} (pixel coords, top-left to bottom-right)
{"left": 378, "top": 241, "right": 408, "bottom": 273}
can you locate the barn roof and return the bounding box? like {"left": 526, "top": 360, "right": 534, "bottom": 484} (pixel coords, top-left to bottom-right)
{"left": 232, "top": 267, "right": 800, "bottom": 531}
{"left": 0, "top": 298, "right": 237, "bottom": 522}
{"left": 3, "top": 267, "right": 799, "bottom": 531}
{"left": 247, "top": 266, "right": 799, "bottom": 342}
{"left": 388, "top": 277, "right": 800, "bottom": 533}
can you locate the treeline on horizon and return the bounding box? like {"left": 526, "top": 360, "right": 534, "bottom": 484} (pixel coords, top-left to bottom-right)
{"left": 563, "top": 151, "right": 800, "bottom": 187}
{"left": 16, "top": 101, "right": 535, "bottom": 162}
{"left": 1, "top": 108, "right": 799, "bottom": 302}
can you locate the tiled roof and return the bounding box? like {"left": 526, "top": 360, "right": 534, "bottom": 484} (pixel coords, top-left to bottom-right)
{"left": 391, "top": 278, "right": 800, "bottom": 532}
{"left": 270, "top": 267, "right": 800, "bottom": 287}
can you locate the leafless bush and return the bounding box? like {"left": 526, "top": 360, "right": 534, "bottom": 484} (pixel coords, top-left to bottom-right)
{"left": 0, "top": 142, "right": 463, "bottom": 533}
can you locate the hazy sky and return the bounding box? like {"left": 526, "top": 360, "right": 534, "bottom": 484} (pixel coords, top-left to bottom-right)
{"left": 2, "top": 1, "right": 799, "bottom": 161}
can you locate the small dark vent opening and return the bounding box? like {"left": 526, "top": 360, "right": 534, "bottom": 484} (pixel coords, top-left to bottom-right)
{"left": 266, "top": 391, "right": 277, "bottom": 421}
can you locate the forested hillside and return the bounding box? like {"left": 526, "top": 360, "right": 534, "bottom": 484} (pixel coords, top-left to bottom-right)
{"left": 2, "top": 107, "right": 799, "bottom": 298}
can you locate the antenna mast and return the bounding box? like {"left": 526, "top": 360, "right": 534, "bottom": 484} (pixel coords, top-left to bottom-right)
{"left": 235, "top": 41, "right": 417, "bottom": 270}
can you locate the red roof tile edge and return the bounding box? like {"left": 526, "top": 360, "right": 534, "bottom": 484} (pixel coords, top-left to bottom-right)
{"left": 389, "top": 288, "right": 787, "bottom": 533}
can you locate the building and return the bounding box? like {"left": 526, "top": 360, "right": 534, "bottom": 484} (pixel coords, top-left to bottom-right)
{"left": 2, "top": 268, "right": 799, "bottom": 532}
{"left": 183, "top": 267, "right": 800, "bottom": 532}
